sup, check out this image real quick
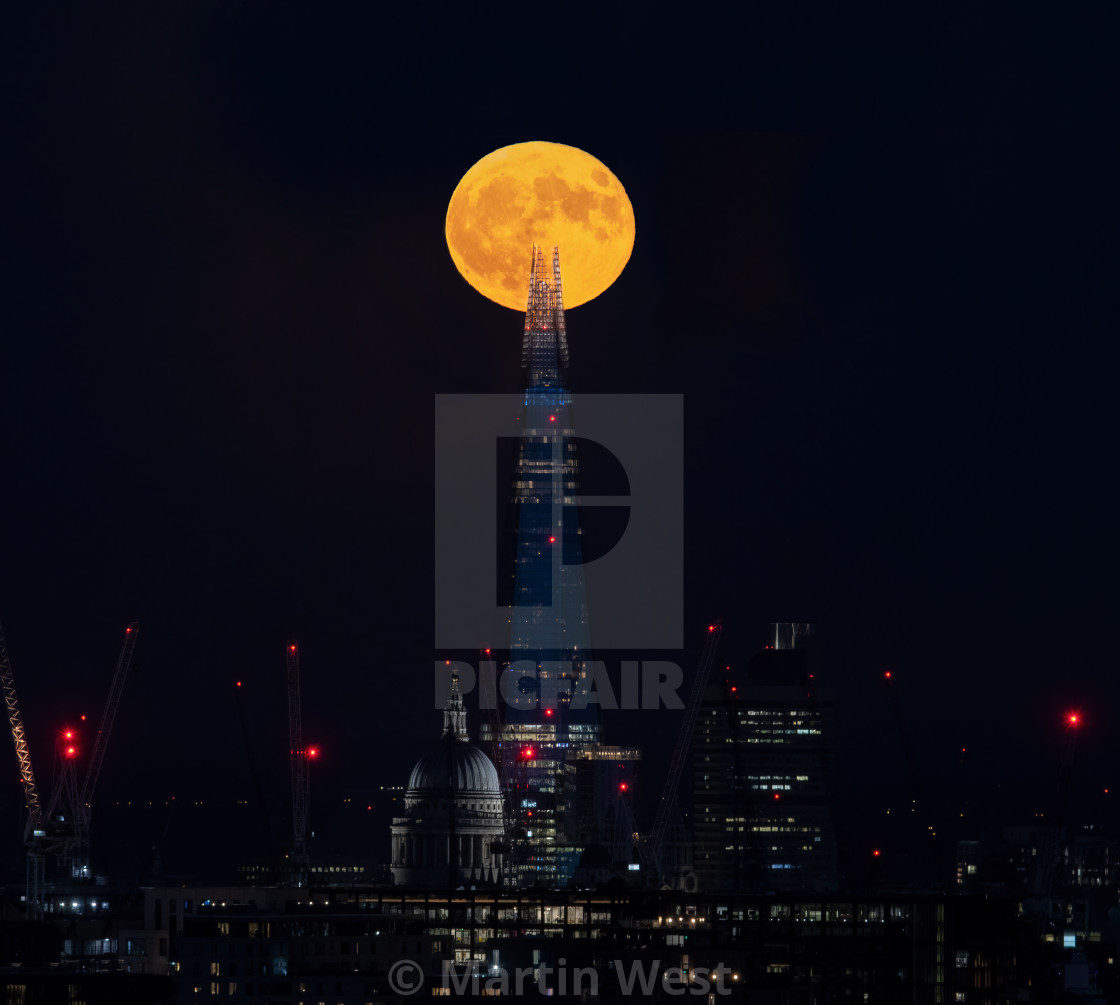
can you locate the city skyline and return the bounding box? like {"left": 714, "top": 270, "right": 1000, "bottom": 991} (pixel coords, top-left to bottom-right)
{"left": 4, "top": 5, "right": 1116, "bottom": 872}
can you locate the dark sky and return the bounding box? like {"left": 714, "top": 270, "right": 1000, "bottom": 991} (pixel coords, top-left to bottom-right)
{"left": 3, "top": 3, "right": 1116, "bottom": 862}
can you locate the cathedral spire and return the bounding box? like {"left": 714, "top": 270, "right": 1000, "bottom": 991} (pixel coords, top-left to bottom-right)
{"left": 442, "top": 674, "right": 469, "bottom": 741}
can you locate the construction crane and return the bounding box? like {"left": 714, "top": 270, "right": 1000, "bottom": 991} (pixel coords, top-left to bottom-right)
{"left": 882, "top": 667, "right": 942, "bottom": 886}
{"left": 1029, "top": 710, "right": 1082, "bottom": 927}
{"left": 1, "top": 620, "right": 137, "bottom": 913}
{"left": 74, "top": 622, "right": 139, "bottom": 877}
{"left": 476, "top": 648, "right": 526, "bottom": 885}
{"left": 644, "top": 620, "right": 723, "bottom": 885}
{"left": 286, "top": 640, "right": 310, "bottom": 886}
{"left": 234, "top": 679, "right": 278, "bottom": 873}
{"left": 882, "top": 670, "right": 926, "bottom": 824}
{"left": 0, "top": 621, "right": 47, "bottom": 917}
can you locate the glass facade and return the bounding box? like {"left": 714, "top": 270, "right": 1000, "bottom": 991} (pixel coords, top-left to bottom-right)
{"left": 693, "top": 627, "right": 838, "bottom": 893}
{"left": 487, "top": 247, "right": 601, "bottom": 887}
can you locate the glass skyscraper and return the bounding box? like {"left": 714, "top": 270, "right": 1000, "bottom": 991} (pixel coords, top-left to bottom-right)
{"left": 480, "top": 246, "right": 602, "bottom": 887}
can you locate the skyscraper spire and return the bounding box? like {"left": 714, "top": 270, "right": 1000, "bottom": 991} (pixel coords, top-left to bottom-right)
{"left": 487, "top": 245, "right": 600, "bottom": 886}
{"left": 522, "top": 245, "right": 569, "bottom": 390}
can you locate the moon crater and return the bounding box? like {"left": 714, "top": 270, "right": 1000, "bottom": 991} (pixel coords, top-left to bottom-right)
{"left": 446, "top": 142, "right": 635, "bottom": 310}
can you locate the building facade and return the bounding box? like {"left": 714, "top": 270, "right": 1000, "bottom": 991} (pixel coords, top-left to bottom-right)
{"left": 481, "top": 247, "right": 603, "bottom": 887}
{"left": 693, "top": 622, "right": 838, "bottom": 892}
{"left": 390, "top": 681, "right": 504, "bottom": 888}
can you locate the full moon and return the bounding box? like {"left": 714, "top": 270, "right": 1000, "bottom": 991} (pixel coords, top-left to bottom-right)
{"left": 445, "top": 141, "right": 635, "bottom": 311}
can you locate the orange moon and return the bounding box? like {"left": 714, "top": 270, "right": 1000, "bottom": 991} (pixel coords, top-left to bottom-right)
{"left": 445, "top": 141, "right": 635, "bottom": 310}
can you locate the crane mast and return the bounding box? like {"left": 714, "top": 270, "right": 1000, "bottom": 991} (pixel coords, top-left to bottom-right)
{"left": 41, "top": 622, "right": 139, "bottom": 879}
{"left": 286, "top": 640, "right": 309, "bottom": 885}
{"left": 2, "top": 620, "right": 138, "bottom": 914}
{"left": 81, "top": 623, "right": 139, "bottom": 819}
{"left": 0, "top": 623, "right": 43, "bottom": 838}
{"left": 1, "top": 622, "right": 48, "bottom": 917}
{"left": 646, "top": 620, "right": 723, "bottom": 884}
{"left": 1032, "top": 712, "right": 1081, "bottom": 924}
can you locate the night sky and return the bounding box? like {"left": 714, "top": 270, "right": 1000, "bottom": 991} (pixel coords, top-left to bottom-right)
{"left": 4, "top": 4, "right": 1116, "bottom": 868}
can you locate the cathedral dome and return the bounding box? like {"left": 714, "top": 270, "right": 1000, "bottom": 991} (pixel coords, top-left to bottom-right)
{"left": 392, "top": 676, "right": 506, "bottom": 889}
{"left": 407, "top": 739, "right": 501, "bottom": 796}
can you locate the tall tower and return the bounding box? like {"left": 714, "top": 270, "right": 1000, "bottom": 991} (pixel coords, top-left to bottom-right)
{"left": 693, "top": 623, "right": 838, "bottom": 892}
{"left": 482, "top": 246, "right": 602, "bottom": 886}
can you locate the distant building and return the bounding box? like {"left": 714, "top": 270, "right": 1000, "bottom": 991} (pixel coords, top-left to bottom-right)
{"left": 693, "top": 622, "right": 838, "bottom": 892}
{"left": 167, "top": 887, "right": 1041, "bottom": 1004}
{"left": 390, "top": 680, "right": 505, "bottom": 887}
